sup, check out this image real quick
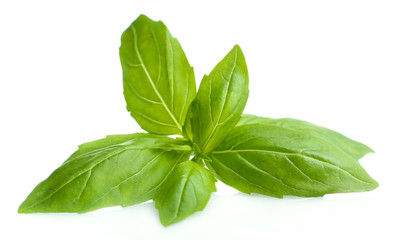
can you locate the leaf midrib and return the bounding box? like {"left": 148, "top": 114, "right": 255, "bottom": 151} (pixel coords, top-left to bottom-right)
{"left": 209, "top": 154, "right": 275, "bottom": 195}
{"left": 201, "top": 49, "right": 238, "bottom": 153}
{"left": 212, "top": 149, "right": 372, "bottom": 185}
{"left": 131, "top": 25, "right": 182, "bottom": 133}
{"left": 22, "top": 148, "right": 129, "bottom": 210}
{"left": 89, "top": 150, "right": 167, "bottom": 206}
{"left": 235, "top": 122, "right": 363, "bottom": 161}
{"left": 172, "top": 165, "right": 194, "bottom": 223}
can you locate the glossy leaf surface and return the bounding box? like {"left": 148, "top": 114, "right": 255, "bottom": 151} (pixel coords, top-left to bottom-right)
{"left": 207, "top": 124, "right": 378, "bottom": 198}
{"left": 154, "top": 160, "right": 216, "bottom": 226}
{"left": 183, "top": 45, "right": 248, "bottom": 155}
{"left": 237, "top": 114, "right": 374, "bottom": 160}
{"left": 120, "top": 14, "right": 195, "bottom": 135}
{"left": 19, "top": 134, "right": 191, "bottom": 213}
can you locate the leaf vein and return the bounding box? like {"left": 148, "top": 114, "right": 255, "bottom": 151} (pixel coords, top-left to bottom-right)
{"left": 210, "top": 154, "right": 273, "bottom": 194}
{"left": 89, "top": 150, "right": 167, "bottom": 205}
{"left": 131, "top": 26, "right": 182, "bottom": 132}
{"left": 144, "top": 152, "right": 189, "bottom": 196}
{"left": 76, "top": 169, "right": 92, "bottom": 201}
{"left": 213, "top": 149, "right": 371, "bottom": 185}
{"left": 125, "top": 83, "right": 162, "bottom": 105}
{"left": 201, "top": 52, "right": 238, "bottom": 153}
{"left": 23, "top": 148, "right": 129, "bottom": 210}
{"left": 133, "top": 111, "right": 176, "bottom": 127}
{"left": 172, "top": 166, "right": 194, "bottom": 223}
{"left": 236, "top": 152, "right": 313, "bottom": 193}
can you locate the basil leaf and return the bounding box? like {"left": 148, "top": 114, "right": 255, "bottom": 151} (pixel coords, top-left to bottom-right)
{"left": 18, "top": 134, "right": 191, "bottom": 213}
{"left": 154, "top": 160, "right": 216, "bottom": 226}
{"left": 120, "top": 14, "right": 195, "bottom": 135}
{"left": 184, "top": 45, "right": 249, "bottom": 155}
{"left": 207, "top": 124, "right": 378, "bottom": 198}
{"left": 237, "top": 114, "right": 374, "bottom": 160}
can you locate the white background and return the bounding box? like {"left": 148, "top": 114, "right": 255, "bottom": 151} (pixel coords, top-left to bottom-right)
{"left": 1, "top": 0, "right": 395, "bottom": 239}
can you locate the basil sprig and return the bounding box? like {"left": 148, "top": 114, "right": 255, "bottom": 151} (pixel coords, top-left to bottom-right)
{"left": 19, "top": 14, "right": 378, "bottom": 226}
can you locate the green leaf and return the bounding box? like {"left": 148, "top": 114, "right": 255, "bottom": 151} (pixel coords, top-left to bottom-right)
{"left": 237, "top": 114, "right": 374, "bottom": 160}
{"left": 154, "top": 160, "right": 216, "bottom": 226}
{"left": 207, "top": 124, "right": 378, "bottom": 198}
{"left": 120, "top": 14, "right": 196, "bottom": 135}
{"left": 183, "top": 45, "right": 249, "bottom": 155}
{"left": 19, "top": 134, "right": 191, "bottom": 213}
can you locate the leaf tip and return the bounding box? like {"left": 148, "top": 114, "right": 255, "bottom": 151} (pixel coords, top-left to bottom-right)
{"left": 368, "top": 146, "right": 375, "bottom": 154}
{"left": 18, "top": 202, "right": 30, "bottom": 214}
{"left": 231, "top": 44, "right": 245, "bottom": 56}
{"left": 136, "top": 13, "right": 150, "bottom": 22}
{"left": 232, "top": 44, "right": 241, "bottom": 51}
{"left": 370, "top": 178, "right": 379, "bottom": 189}
{"left": 160, "top": 219, "right": 172, "bottom": 227}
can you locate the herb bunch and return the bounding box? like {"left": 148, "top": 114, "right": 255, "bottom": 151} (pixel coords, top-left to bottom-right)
{"left": 19, "top": 15, "right": 378, "bottom": 226}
